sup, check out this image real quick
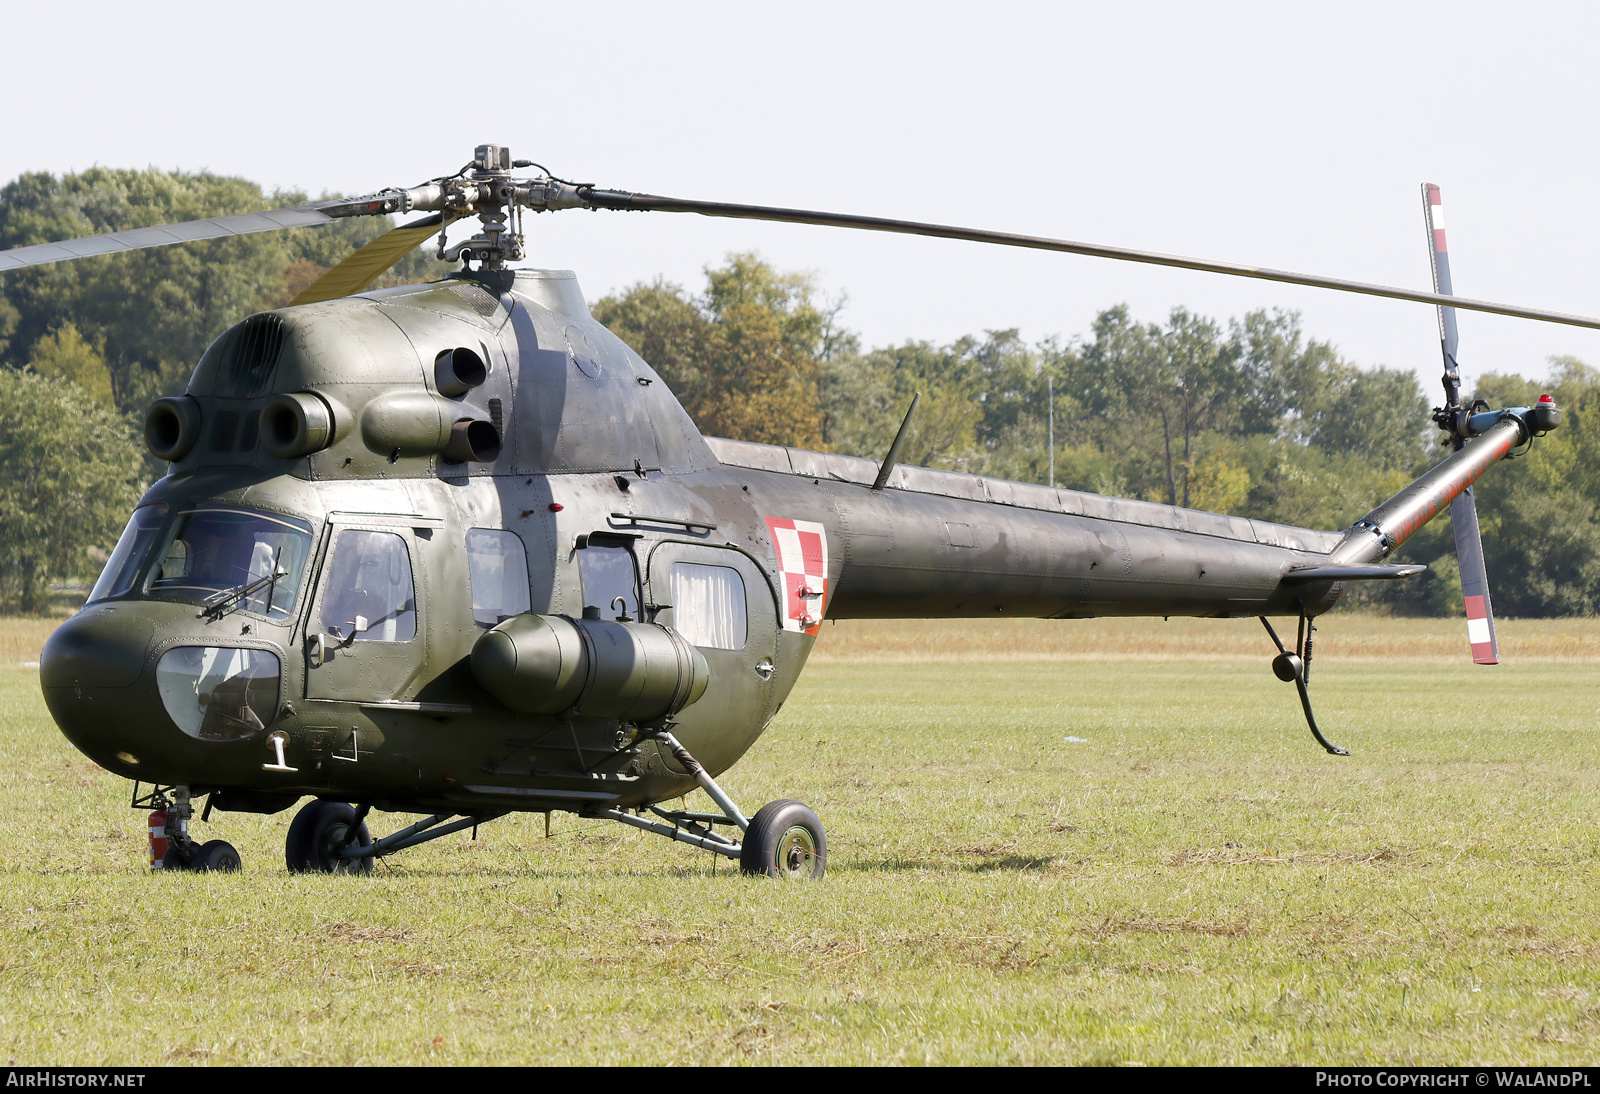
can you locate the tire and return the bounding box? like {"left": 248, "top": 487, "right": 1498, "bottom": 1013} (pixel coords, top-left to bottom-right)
{"left": 285, "top": 800, "right": 373, "bottom": 874}
{"left": 160, "top": 844, "right": 190, "bottom": 871}
{"left": 191, "top": 839, "right": 241, "bottom": 873}
{"left": 739, "top": 800, "right": 826, "bottom": 880}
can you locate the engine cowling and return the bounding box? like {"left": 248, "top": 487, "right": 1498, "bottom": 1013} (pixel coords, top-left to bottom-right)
{"left": 470, "top": 614, "right": 709, "bottom": 722}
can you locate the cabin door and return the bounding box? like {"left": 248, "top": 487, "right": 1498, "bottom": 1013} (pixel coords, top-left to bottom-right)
{"left": 303, "top": 519, "right": 430, "bottom": 703}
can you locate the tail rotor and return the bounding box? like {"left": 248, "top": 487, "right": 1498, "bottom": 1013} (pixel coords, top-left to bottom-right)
{"left": 1424, "top": 183, "right": 1500, "bottom": 664}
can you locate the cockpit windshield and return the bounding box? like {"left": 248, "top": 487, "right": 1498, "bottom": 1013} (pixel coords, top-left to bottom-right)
{"left": 89, "top": 504, "right": 314, "bottom": 620}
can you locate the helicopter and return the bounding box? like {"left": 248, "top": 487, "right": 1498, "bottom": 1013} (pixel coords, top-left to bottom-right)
{"left": 5, "top": 144, "right": 1582, "bottom": 880}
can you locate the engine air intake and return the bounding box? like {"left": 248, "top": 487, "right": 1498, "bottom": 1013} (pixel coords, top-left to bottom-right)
{"left": 261, "top": 392, "right": 339, "bottom": 459}
{"left": 211, "top": 313, "right": 287, "bottom": 399}
{"left": 144, "top": 396, "right": 203, "bottom": 461}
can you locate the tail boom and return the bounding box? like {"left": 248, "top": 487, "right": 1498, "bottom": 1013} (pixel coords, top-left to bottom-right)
{"left": 1332, "top": 414, "right": 1527, "bottom": 565}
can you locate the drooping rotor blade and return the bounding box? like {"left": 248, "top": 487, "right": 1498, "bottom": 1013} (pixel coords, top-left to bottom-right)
{"left": 0, "top": 194, "right": 405, "bottom": 274}
{"left": 580, "top": 189, "right": 1600, "bottom": 332}
{"left": 1423, "top": 184, "right": 1501, "bottom": 666}
{"left": 289, "top": 213, "right": 458, "bottom": 306}
{"left": 1451, "top": 488, "right": 1500, "bottom": 665}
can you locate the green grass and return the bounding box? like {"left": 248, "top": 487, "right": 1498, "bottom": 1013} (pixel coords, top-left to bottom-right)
{"left": 5, "top": 620, "right": 1600, "bottom": 1064}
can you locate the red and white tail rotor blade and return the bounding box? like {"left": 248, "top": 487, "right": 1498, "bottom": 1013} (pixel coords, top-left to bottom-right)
{"left": 1423, "top": 183, "right": 1463, "bottom": 404}
{"left": 1450, "top": 488, "right": 1500, "bottom": 665}
{"left": 1424, "top": 183, "right": 1499, "bottom": 665}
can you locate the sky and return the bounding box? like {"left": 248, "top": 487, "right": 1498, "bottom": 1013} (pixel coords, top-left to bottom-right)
{"left": 6, "top": 0, "right": 1600, "bottom": 397}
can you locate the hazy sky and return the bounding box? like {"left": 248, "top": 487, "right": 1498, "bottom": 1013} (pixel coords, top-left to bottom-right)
{"left": 7, "top": 1, "right": 1599, "bottom": 397}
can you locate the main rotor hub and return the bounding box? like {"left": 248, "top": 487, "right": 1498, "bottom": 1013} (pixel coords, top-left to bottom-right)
{"left": 344, "top": 143, "right": 590, "bottom": 272}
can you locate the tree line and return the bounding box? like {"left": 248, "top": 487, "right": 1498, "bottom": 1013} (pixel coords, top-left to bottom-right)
{"left": 0, "top": 168, "right": 1592, "bottom": 617}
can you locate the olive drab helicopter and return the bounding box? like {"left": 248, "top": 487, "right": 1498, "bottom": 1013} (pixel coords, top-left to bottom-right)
{"left": 4, "top": 144, "right": 1584, "bottom": 879}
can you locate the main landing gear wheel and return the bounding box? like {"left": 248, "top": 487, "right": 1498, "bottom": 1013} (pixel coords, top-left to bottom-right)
{"left": 739, "top": 800, "right": 827, "bottom": 880}
{"left": 286, "top": 800, "right": 373, "bottom": 874}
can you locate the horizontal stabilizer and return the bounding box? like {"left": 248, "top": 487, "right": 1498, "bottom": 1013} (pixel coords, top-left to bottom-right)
{"left": 1281, "top": 564, "right": 1426, "bottom": 583}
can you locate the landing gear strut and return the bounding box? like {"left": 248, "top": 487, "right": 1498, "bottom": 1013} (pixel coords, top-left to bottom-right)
{"left": 282, "top": 800, "right": 509, "bottom": 873}
{"left": 590, "top": 728, "right": 828, "bottom": 879}
{"left": 253, "top": 727, "right": 828, "bottom": 879}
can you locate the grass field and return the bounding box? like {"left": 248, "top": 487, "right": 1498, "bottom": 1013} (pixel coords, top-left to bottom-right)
{"left": 5, "top": 614, "right": 1600, "bottom": 1065}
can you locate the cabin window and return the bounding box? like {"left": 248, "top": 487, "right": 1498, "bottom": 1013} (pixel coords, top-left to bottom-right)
{"left": 577, "top": 540, "right": 639, "bottom": 621}
{"left": 319, "top": 529, "right": 416, "bottom": 641}
{"left": 669, "top": 563, "right": 747, "bottom": 650}
{"left": 466, "top": 528, "right": 530, "bottom": 628}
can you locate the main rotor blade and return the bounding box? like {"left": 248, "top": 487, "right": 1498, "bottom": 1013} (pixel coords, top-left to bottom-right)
{"left": 0, "top": 195, "right": 402, "bottom": 274}
{"left": 289, "top": 213, "right": 457, "bottom": 306}
{"left": 582, "top": 190, "right": 1600, "bottom": 332}
{"left": 1451, "top": 488, "right": 1500, "bottom": 665}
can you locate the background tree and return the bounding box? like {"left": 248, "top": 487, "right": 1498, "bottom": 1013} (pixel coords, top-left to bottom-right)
{"left": 594, "top": 253, "right": 840, "bottom": 448}
{"left": 29, "top": 324, "right": 113, "bottom": 405}
{"left": 823, "top": 339, "right": 987, "bottom": 469}
{"left": 1460, "top": 362, "right": 1600, "bottom": 617}
{"left": 0, "top": 371, "right": 144, "bottom": 613}
{"left": 587, "top": 277, "right": 710, "bottom": 392}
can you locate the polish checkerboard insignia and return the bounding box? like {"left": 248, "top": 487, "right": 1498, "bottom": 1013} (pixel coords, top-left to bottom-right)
{"left": 764, "top": 517, "right": 828, "bottom": 634}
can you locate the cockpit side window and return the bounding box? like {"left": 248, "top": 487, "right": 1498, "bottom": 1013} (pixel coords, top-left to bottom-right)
{"left": 319, "top": 529, "right": 417, "bottom": 642}
{"left": 466, "top": 528, "right": 530, "bottom": 628}
{"left": 88, "top": 504, "right": 169, "bottom": 603}
{"left": 91, "top": 504, "right": 312, "bottom": 619}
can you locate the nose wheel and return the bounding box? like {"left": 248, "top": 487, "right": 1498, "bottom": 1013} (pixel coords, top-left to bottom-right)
{"left": 138, "top": 783, "right": 241, "bottom": 872}
{"left": 190, "top": 839, "right": 241, "bottom": 871}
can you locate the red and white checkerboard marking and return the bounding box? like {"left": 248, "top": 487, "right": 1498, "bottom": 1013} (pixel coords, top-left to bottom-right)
{"left": 1464, "top": 594, "right": 1497, "bottom": 665}
{"left": 765, "top": 516, "right": 828, "bottom": 634}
